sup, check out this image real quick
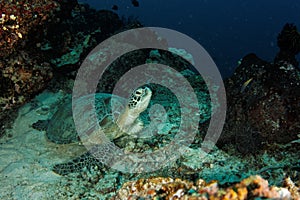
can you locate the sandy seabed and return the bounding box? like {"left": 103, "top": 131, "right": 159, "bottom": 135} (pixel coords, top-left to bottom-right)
{"left": 0, "top": 91, "right": 85, "bottom": 199}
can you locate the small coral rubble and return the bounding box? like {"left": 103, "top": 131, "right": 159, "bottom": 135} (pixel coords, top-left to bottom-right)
{"left": 114, "top": 175, "right": 297, "bottom": 199}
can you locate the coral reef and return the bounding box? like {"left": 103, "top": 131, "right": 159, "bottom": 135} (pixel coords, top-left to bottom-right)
{"left": 0, "top": 0, "right": 127, "bottom": 112}
{"left": 114, "top": 175, "right": 297, "bottom": 199}
{"left": 0, "top": 0, "right": 59, "bottom": 57}
{"left": 0, "top": 0, "right": 59, "bottom": 137}
{"left": 0, "top": 0, "right": 140, "bottom": 139}
{"left": 0, "top": 0, "right": 59, "bottom": 110}
{"left": 45, "top": 5, "right": 124, "bottom": 71}
{"left": 220, "top": 24, "right": 300, "bottom": 154}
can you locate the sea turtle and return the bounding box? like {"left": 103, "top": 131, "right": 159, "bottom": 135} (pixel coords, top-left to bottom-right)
{"left": 33, "top": 86, "right": 152, "bottom": 175}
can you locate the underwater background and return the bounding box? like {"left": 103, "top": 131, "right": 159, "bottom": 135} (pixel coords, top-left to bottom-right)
{"left": 83, "top": 0, "right": 300, "bottom": 77}
{"left": 0, "top": 0, "right": 300, "bottom": 199}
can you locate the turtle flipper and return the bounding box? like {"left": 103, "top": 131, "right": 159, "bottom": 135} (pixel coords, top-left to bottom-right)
{"left": 52, "top": 152, "right": 103, "bottom": 175}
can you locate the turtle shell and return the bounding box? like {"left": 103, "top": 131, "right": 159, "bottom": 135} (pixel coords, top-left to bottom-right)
{"left": 46, "top": 93, "right": 127, "bottom": 144}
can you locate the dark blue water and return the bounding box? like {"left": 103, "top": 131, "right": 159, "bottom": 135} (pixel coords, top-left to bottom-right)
{"left": 81, "top": 0, "right": 300, "bottom": 78}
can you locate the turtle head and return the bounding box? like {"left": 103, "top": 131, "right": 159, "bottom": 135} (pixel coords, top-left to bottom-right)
{"left": 128, "top": 86, "right": 152, "bottom": 114}
{"left": 116, "top": 86, "right": 152, "bottom": 135}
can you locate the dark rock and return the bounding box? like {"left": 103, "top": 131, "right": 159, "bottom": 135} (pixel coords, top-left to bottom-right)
{"left": 274, "top": 23, "right": 300, "bottom": 66}
{"left": 220, "top": 53, "right": 300, "bottom": 153}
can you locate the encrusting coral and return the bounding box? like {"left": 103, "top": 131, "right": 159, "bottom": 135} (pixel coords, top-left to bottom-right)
{"left": 114, "top": 175, "right": 298, "bottom": 199}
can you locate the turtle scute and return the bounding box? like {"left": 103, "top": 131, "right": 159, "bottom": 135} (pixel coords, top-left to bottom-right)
{"left": 37, "top": 93, "right": 127, "bottom": 144}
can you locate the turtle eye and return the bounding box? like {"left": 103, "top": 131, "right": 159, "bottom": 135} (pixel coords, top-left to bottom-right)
{"left": 135, "top": 90, "right": 142, "bottom": 96}
{"left": 134, "top": 88, "right": 145, "bottom": 97}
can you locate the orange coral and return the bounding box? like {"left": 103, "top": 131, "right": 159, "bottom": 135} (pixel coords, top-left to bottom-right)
{"left": 115, "top": 175, "right": 294, "bottom": 199}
